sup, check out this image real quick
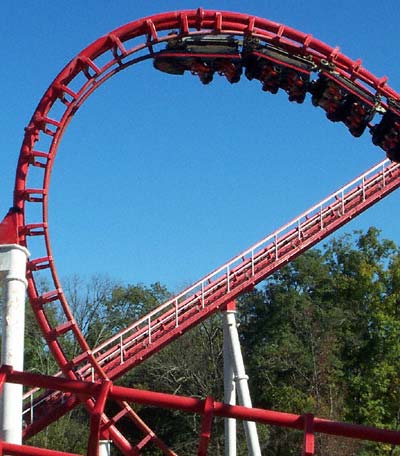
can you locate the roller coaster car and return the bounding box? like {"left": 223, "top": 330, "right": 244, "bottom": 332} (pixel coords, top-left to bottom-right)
{"left": 371, "top": 108, "right": 400, "bottom": 162}
{"left": 153, "top": 35, "right": 242, "bottom": 84}
{"left": 242, "top": 39, "right": 315, "bottom": 103}
{"left": 310, "top": 73, "right": 376, "bottom": 137}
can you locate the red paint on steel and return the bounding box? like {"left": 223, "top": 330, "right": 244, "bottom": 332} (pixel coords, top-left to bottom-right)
{"left": 225, "top": 300, "right": 236, "bottom": 312}
{"left": 88, "top": 381, "right": 112, "bottom": 456}
{"left": 0, "top": 209, "right": 20, "bottom": 245}
{"left": 7, "top": 368, "right": 400, "bottom": 449}
{"left": 303, "top": 414, "right": 315, "bottom": 456}
{"left": 70, "top": 161, "right": 400, "bottom": 383}
{"left": 0, "top": 442, "right": 79, "bottom": 456}
{"left": 197, "top": 396, "right": 215, "bottom": 456}
{"left": 24, "top": 161, "right": 400, "bottom": 440}
{"left": 10, "top": 8, "right": 400, "bottom": 454}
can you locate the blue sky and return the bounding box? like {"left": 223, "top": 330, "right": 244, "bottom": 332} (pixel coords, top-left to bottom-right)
{"left": 2, "top": 1, "right": 400, "bottom": 292}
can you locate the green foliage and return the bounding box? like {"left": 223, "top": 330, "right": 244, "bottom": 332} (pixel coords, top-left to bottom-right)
{"left": 239, "top": 227, "right": 400, "bottom": 455}
{"left": 24, "top": 303, "right": 58, "bottom": 375}
{"left": 26, "top": 406, "right": 89, "bottom": 454}
{"left": 105, "top": 281, "right": 171, "bottom": 334}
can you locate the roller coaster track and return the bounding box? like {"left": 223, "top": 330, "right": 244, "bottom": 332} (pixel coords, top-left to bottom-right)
{"left": 6, "top": 8, "right": 400, "bottom": 454}
{"left": 22, "top": 158, "right": 400, "bottom": 439}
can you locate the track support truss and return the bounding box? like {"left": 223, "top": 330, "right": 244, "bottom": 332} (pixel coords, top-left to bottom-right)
{"left": 5, "top": 367, "right": 400, "bottom": 455}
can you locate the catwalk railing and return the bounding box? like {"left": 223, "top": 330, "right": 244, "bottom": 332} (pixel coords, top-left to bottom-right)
{"left": 23, "top": 158, "right": 400, "bottom": 436}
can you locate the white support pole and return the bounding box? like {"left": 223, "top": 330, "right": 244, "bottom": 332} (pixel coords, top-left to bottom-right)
{"left": 0, "top": 244, "right": 29, "bottom": 445}
{"left": 99, "top": 440, "right": 111, "bottom": 456}
{"left": 224, "top": 305, "right": 261, "bottom": 456}
{"left": 223, "top": 311, "right": 236, "bottom": 456}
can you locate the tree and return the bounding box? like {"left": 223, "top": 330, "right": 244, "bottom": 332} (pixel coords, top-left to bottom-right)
{"left": 104, "top": 282, "right": 171, "bottom": 334}
{"left": 238, "top": 228, "right": 400, "bottom": 455}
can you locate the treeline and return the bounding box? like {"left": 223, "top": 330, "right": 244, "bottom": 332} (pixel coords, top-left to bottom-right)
{"left": 24, "top": 228, "right": 400, "bottom": 455}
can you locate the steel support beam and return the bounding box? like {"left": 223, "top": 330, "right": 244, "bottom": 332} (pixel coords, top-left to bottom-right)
{"left": 8, "top": 367, "right": 400, "bottom": 447}
{"left": 223, "top": 302, "right": 261, "bottom": 456}
{"left": 99, "top": 440, "right": 111, "bottom": 456}
{"left": 223, "top": 310, "right": 236, "bottom": 456}
{"left": 0, "top": 245, "right": 29, "bottom": 445}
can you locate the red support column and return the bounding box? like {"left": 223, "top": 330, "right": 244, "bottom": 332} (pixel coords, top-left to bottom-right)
{"left": 0, "top": 210, "right": 20, "bottom": 245}
{"left": 87, "top": 380, "right": 112, "bottom": 456}
{"left": 303, "top": 414, "right": 315, "bottom": 456}
{"left": 225, "top": 300, "right": 236, "bottom": 312}
{"left": 197, "top": 396, "right": 214, "bottom": 456}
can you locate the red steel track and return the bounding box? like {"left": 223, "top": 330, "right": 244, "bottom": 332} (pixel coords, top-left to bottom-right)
{"left": 22, "top": 158, "right": 400, "bottom": 443}
{"left": 5, "top": 8, "right": 400, "bottom": 455}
